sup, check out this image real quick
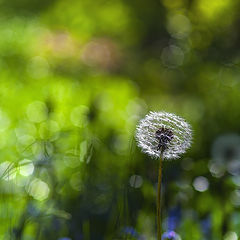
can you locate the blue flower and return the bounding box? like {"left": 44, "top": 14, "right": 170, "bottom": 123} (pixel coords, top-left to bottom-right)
{"left": 168, "top": 206, "right": 181, "bottom": 231}
{"left": 162, "top": 231, "right": 181, "bottom": 240}
{"left": 122, "top": 226, "right": 138, "bottom": 238}
{"left": 201, "top": 216, "right": 211, "bottom": 237}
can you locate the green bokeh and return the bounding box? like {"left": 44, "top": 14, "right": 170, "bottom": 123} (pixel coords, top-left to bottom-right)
{"left": 0, "top": 0, "right": 240, "bottom": 239}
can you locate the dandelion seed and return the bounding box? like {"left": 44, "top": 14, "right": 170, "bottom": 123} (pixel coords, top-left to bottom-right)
{"left": 135, "top": 111, "right": 192, "bottom": 240}
{"left": 135, "top": 111, "right": 192, "bottom": 159}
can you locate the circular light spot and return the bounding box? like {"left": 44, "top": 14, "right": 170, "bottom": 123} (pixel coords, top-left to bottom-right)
{"left": 27, "top": 101, "right": 48, "bottom": 123}
{"left": 39, "top": 120, "right": 60, "bottom": 140}
{"left": 0, "top": 161, "right": 16, "bottom": 181}
{"left": 27, "top": 56, "right": 49, "bottom": 79}
{"left": 16, "top": 134, "right": 35, "bottom": 145}
{"left": 27, "top": 178, "right": 50, "bottom": 201}
{"left": 193, "top": 176, "right": 209, "bottom": 192}
{"left": 208, "top": 161, "right": 225, "bottom": 178}
{"left": 16, "top": 135, "right": 36, "bottom": 156}
{"left": 0, "top": 110, "right": 10, "bottom": 132}
{"left": 161, "top": 45, "right": 184, "bottom": 68}
{"left": 70, "top": 106, "right": 89, "bottom": 127}
{"left": 15, "top": 122, "right": 37, "bottom": 138}
{"left": 230, "top": 190, "right": 240, "bottom": 207}
{"left": 19, "top": 159, "right": 34, "bottom": 176}
{"left": 224, "top": 232, "right": 238, "bottom": 240}
{"left": 167, "top": 14, "right": 191, "bottom": 39}
{"left": 231, "top": 176, "right": 240, "bottom": 186}
{"left": 129, "top": 175, "right": 143, "bottom": 188}
{"left": 227, "top": 160, "right": 240, "bottom": 176}
{"left": 31, "top": 141, "right": 53, "bottom": 156}
{"left": 70, "top": 172, "right": 82, "bottom": 191}
{"left": 211, "top": 134, "right": 240, "bottom": 163}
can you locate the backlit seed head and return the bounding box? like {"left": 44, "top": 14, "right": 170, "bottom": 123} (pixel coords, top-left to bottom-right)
{"left": 135, "top": 111, "right": 192, "bottom": 159}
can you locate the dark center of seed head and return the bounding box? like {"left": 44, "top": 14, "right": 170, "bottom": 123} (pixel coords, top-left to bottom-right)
{"left": 155, "top": 127, "right": 174, "bottom": 151}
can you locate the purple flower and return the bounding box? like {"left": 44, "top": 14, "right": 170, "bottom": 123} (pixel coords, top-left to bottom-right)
{"left": 162, "top": 231, "right": 181, "bottom": 240}
{"left": 122, "top": 226, "right": 138, "bottom": 238}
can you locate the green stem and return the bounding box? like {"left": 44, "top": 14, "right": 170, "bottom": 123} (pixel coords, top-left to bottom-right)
{"left": 157, "top": 151, "right": 163, "bottom": 240}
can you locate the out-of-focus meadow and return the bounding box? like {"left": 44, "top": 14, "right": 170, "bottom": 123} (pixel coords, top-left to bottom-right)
{"left": 1, "top": 0, "right": 240, "bottom": 239}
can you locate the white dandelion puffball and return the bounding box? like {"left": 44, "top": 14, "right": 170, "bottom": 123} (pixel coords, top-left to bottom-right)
{"left": 135, "top": 111, "right": 192, "bottom": 159}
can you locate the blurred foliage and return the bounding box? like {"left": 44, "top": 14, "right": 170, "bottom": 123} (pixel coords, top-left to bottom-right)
{"left": 1, "top": 0, "right": 240, "bottom": 239}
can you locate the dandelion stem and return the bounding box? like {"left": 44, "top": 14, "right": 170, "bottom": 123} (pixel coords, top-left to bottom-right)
{"left": 157, "top": 151, "right": 163, "bottom": 240}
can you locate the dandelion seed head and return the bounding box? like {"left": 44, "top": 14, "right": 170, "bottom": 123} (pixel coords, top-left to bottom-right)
{"left": 135, "top": 111, "right": 192, "bottom": 159}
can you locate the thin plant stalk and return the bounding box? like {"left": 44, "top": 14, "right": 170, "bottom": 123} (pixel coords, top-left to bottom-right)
{"left": 135, "top": 112, "right": 192, "bottom": 240}
{"left": 157, "top": 151, "right": 163, "bottom": 240}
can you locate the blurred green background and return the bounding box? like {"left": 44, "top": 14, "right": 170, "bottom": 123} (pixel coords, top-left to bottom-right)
{"left": 1, "top": 0, "right": 240, "bottom": 239}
